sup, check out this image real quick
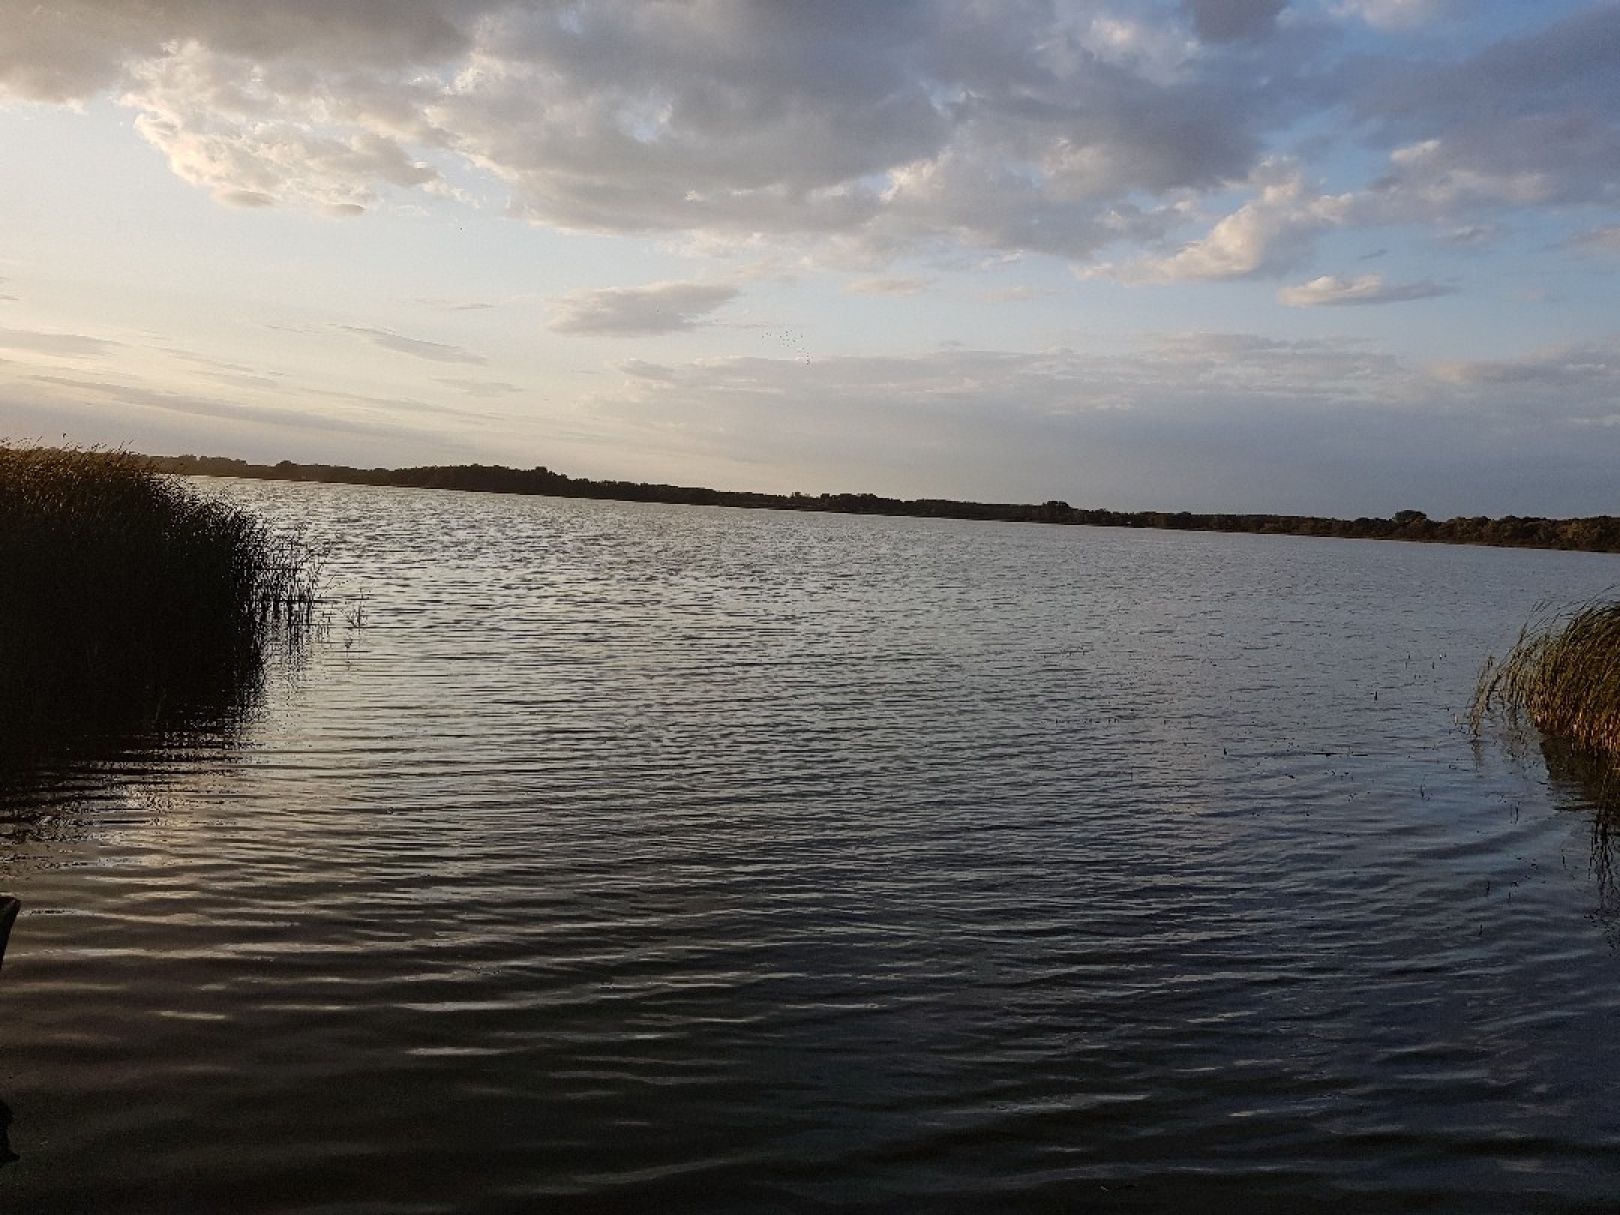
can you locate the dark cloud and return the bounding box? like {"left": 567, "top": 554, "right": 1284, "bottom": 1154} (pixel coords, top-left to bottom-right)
{"left": 0, "top": 0, "right": 485, "bottom": 102}
{"left": 1183, "top": 0, "right": 1287, "bottom": 43}
{"left": 1358, "top": 6, "right": 1620, "bottom": 217}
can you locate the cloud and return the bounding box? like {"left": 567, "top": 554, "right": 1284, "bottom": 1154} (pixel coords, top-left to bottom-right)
{"left": 1, "top": 1, "right": 1616, "bottom": 286}
{"left": 1439, "top": 223, "right": 1501, "bottom": 248}
{"left": 342, "top": 326, "right": 485, "bottom": 365}
{"left": 415, "top": 298, "right": 498, "bottom": 312}
{"left": 619, "top": 359, "right": 680, "bottom": 383}
{"left": 436, "top": 377, "right": 524, "bottom": 398}
{"left": 576, "top": 332, "right": 1620, "bottom": 514}
{"left": 845, "top": 276, "right": 930, "bottom": 297}
{"left": 0, "top": 326, "right": 118, "bottom": 357}
{"left": 550, "top": 282, "right": 740, "bottom": 336}
{"left": 1431, "top": 338, "right": 1620, "bottom": 397}
{"left": 1335, "top": 0, "right": 1452, "bottom": 29}
{"left": 1183, "top": 0, "right": 1287, "bottom": 43}
{"left": 982, "top": 286, "right": 1059, "bottom": 303}
{"left": 1571, "top": 225, "right": 1620, "bottom": 255}
{"left": 0, "top": 0, "right": 1296, "bottom": 264}
{"left": 0, "top": 0, "right": 481, "bottom": 103}
{"left": 1278, "top": 273, "right": 1454, "bottom": 307}
{"left": 23, "top": 372, "right": 436, "bottom": 442}
{"left": 1355, "top": 6, "right": 1620, "bottom": 223}
{"left": 1104, "top": 161, "right": 1354, "bottom": 281}
{"left": 125, "top": 42, "right": 441, "bottom": 213}
{"left": 200, "top": 370, "right": 283, "bottom": 391}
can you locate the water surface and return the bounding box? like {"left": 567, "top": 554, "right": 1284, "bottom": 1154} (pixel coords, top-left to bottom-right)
{"left": 3, "top": 481, "right": 1619, "bottom": 1212}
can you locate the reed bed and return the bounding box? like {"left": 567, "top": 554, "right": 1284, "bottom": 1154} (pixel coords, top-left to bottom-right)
{"left": 0, "top": 444, "right": 319, "bottom": 754}
{"left": 1471, "top": 598, "right": 1620, "bottom": 766}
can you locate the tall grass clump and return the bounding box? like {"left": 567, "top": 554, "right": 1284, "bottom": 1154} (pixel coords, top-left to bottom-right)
{"left": 1471, "top": 598, "right": 1620, "bottom": 766}
{"left": 0, "top": 444, "right": 318, "bottom": 755}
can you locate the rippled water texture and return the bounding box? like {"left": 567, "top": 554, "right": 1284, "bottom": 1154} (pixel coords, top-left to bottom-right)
{"left": 4, "top": 480, "right": 1620, "bottom": 1212}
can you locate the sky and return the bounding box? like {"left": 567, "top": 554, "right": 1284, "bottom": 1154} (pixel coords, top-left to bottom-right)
{"left": 1, "top": 0, "right": 1618, "bottom": 517}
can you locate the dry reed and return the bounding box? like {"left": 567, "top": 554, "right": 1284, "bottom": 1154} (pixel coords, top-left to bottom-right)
{"left": 1470, "top": 597, "right": 1620, "bottom": 765}
{"left": 0, "top": 444, "right": 319, "bottom": 754}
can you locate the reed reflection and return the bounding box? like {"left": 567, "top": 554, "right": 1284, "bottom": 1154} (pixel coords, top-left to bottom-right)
{"left": 1539, "top": 737, "right": 1620, "bottom": 928}
{"left": 0, "top": 1099, "right": 17, "bottom": 1170}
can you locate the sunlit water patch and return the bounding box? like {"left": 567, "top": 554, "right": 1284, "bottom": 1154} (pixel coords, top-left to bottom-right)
{"left": 3, "top": 480, "right": 1620, "bottom": 1212}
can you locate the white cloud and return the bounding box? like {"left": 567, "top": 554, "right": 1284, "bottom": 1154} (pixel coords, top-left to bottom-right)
{"left": 1105, "top": 162, "right": 1354, "bottom": 281}
{"left": 124, "top": 43, "right": 440, "bottom": 214}
{"left": 550, "top": 282, "right": 740, "bottom": 336}
{"left": 1278, "top": 273, "right": 1454, "bottom": 307}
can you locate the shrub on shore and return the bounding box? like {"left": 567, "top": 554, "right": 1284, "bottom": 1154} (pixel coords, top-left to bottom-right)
{"left": 1471, "top": 599, "right": 1620, "bottom": 767}
{"left": 0, "top": 445, "right": 318, "bottom": 755}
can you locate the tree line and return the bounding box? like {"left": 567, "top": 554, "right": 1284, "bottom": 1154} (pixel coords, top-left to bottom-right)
{"left": 146, "top": 453, "right": 1620, "bottom": 554}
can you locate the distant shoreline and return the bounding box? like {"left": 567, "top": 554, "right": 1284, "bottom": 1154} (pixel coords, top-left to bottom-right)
{"left": 146, "top": 452, "right": 1620, "bottom": 555}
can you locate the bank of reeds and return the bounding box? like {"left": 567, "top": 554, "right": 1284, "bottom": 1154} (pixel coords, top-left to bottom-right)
{"left": 0, "top": 445, "right": 319, "bottom": 756}
{"left": 1471, "top": 598, "right": 1620, "bottom": 767}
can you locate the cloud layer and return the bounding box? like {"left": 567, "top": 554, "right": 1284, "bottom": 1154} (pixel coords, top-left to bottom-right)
{"left": 587, "top": 332, "right": 1620, "bottom": 515}
{"left": 6, "top": 2, "right": 1616, "bottom": 276}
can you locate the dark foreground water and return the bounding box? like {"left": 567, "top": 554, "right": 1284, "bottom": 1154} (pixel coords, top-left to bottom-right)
{"left": 3, "top": 481, "right": 1620, "bottom": 1212}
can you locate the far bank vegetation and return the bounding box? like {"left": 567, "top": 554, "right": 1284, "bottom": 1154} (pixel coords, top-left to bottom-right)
{"left": 150, "top": 454, "right": 1620, "bottom": 554}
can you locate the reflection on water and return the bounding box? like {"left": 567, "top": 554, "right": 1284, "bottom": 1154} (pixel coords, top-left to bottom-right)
{"left": 3, "top": 480, "right": 1620, "bottom": 1212}
{"left": 1538, "top": 737, "right": 1620, "bottom": 933}
{"left": 0, "top": 1099, "right": 16, "bottom": 1170}
{"left": 0, "top": 588, "right": 323, "bottom": 797}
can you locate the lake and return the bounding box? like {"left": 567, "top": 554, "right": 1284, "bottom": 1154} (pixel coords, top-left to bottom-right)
{"left": 3, "top": 479, "right": 1620, "bottom": 1212}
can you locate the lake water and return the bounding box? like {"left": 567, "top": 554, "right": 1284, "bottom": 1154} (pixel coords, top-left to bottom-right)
{"left": 3, "top": 479, "right": 1620, "bottom": 1212}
